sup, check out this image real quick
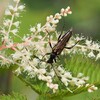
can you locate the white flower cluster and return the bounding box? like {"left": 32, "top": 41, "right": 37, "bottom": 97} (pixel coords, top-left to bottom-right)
{"left": 58, "top": 67, "right": 89, "bottom": 87}
{"left": 0, "top": 0, "right": 25, "bottom": 46}
{"left": 12, "top": 40, "right": 92, "bottom": 93}
{"left": 14, "top": 59, "right": 96, "bottom": 93}
{"left": 14, "top": 54, "right": 57, "bottom": 92}
{"left": 30, "top": 6, "right": 72, "bottom": 34}
{"left": 57, "top": 66, "right": 98, "bottom": 93}
{"left": 85, "top": 39, "right": 100, "bottom": 60}
{"left": 86, "top": 84, "right": 98, "bottom": 93}
{"left": 0, "top": 0, "right": 99, "bottom": 94}
{"left": 66, "top": 35, "right": 100, "bottom": 60}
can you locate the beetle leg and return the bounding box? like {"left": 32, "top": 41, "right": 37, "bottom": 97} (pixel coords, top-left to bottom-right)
{"left": 54, "top": 58, "right": 56, "bottom": 63}
{"left": 48, "top": 35, "right": 53, "bottom": 49}
{"left": 42, "top": 53, "right": 50, "bottom": 58}
{"left": 45, "top": 29, "right": 53, "bottom": 49}
{"left": 57, "top": 56, "right": 59, "bottom": 59}
{"left": 65, "top": 40, "right": 80, "bottom": 49}
{"left": 33, "top": 55, "right": 46, "bottom": 62}
{"left": 58, "top": 32, "right": 63, "bottom": 41}
{"left": 58, "top": 26, "right": 65, "bottom": 41}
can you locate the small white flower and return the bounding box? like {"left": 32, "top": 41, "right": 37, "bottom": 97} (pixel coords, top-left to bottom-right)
{"left": 61, "top": 8, "right": 65, "bottom": 13}
{"left": 51, "top": 19, "right": 59, "bottom": 24}
{"left": 5, "top": 9, "right": 11, "bottom": 15}
{"left": 77, "top": 73, "right": 83, "bottom": 78}
{"left": 0, "top": 28, "right": 7, "bottom": 34}
{"left": 61, "top": 77, "right": 69, "bottom": 86}
{"left": 55, "top": 13, "right": 61, "bottom": 19}
{"left": 6, "top": 42, "right": 14, "bottom": 48}
{"left": 37, "top": 23, "right": 41, "bottom": 32}
{"left": 75, "top": 36, "right": 84, "bottom": 41}
{"left": 38, "top": 74, "right": 45, "bottom": 80}
{"left": 82, "top": 76, "right": 89, "bottom": 81}
{"left": 49, "top": 15, "right": 53, "bottom": 19}
{"left": 53, "top": 84, "right": 58, "bottom": 90}
{"left": 70, "top": 78, "right": 78, "bottom": 86}
{"left": 33, "top": 58, "right": 39, "bottom": 66}
{"left": 8, "top": 5, "right": 18, "bottom": 13}
{"left": 66, "top": 6, "right": 70, "bottom": 10}
{"left": 85, "top": 83, "right": 89, "bottom": 87}
{"left": 34, "top": 68, "right": 38, "bottom": 73}
{"left": 46, "top": 16, "right": 50, "bottom": 22}
{"left": 30, "top": 27, "right": 36, "bottom": 33}
{"left": 12, "top": 51, "right": 22, "bottom": 60}
{"left": 0, "top": 55, "right": 11, "bottom": 65}
{"left": 38, "top": 35, "right": 42, "bottom": 39}
{"left": 77, "top": 79, "right": 85, "bottom": 86}
{"left": 38, "top": 68, "right": 46, "bottom": 74}
{"left": 92, "top": 42, "right": 99, "bottom": 49}
{"left": 40, "top": 62, "right": 46, "bottom": 68}
{"left": 8, "top": 5, "right": 14, "bottom": 10}
{"left": 88, "top": 85, "right": 98, "bottom": 92}
{"left": 96, "top": 52, "right": 100, "bottom": 60}
{"left": 52, "top": 24, "right": 57, "bottom": 28}
{"left": 11, "top": 29, "right": 18, "bottom": 35}
{"left": 85, "top": 40, "right": 92, "bottom": 46}
{"left": 45, "top": 76, "right": 52, "bottom": 83}
{"left": 37, "top": 23, "right": 41, "bottom": 28}
{"left": 13, "top": 21, "right": 20, "bottom": 27}
{"left": 14, "top": 12, "right": 20, "bottom": 17}
{"left": 38, "top": 55, "right": 43, "bottom": 60}
{"left": 3, "top": 19, "right": 11, "bottom": 27}
{"left": 63, "top": 13, "right": 67, "bottom": 16}
{"left": 14, "top": 67, "right": 21, "bottom": 75}
{"left": 81, "top": 47, "right": 87, "bottom": 53}
{"left": 17, "top": 44, "right": 24, "bottom": 50}
{"left": 60, "top": 7, "right": 72, "bottom": 16}
{"left": 61, "top": 77, "right": 67, "bottom": 83}
{"left": 52, "top": 84, "right": 58, "bottom": 93}
{"left": 88, "top": 51, "right": 95, "bottom": 58}
{"left": 24, "top": 65, "right": 33, "bottom": 72}
{"left": 18, "top": 5, "right": 25, "bottom": 11}
{"left": 46, "top": 15, "right": 53, "bottom": 22}
{"left": 48, "top": 70, "right": 55, "bottom": 77}
{"left": 47, "top": 83, "right": 58, "bottom": 93}
{"left": 63, "top": 72, "right": 72, "bottom": 78}
{"left": 44, "top": 23, "right": 55, "bottom": 32}
{"left": 13, "top": 8, "right": 18, "bottom": 12}
{"left": 57, "top": 66, "right": 64, "bottom": 74}
{"left": 24, "top": 50, "right": 31, "bottom": 56}
{"left": 66, "top": 6, "right": 72, "bottom": 14}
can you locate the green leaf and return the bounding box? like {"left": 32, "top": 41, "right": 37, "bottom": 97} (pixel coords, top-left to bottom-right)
{"left": 0, "top": 92, "right": 27, "bottom": 100}
{"left": 63, "top": 54, "right": 100, "bottom": 84}
{"left": 17, "top": 53, "right": 100, "bottom": 99}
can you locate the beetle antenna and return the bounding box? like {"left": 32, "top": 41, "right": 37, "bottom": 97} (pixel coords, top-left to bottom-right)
{"left": 33, "top": 55, "right": 46, "bottom": 63}
{"left": 51, "top": 64, "right": 64, "bottom": 85}
{"left": 58, "top": 17, "right": 66, "bottom": 41}
{"left": 51, "top": 64, "right": 60, "bottom": 80}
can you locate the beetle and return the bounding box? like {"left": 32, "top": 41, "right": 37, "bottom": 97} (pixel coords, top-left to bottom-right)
{"left": 33, "top": 28, "right": 79, "bottom": 82}
{"left": 47, "top": 28, "right": 79, "bottom": 64}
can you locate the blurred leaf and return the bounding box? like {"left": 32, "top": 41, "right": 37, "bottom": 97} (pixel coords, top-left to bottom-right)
{"left": 0, "top": 92, "right": 27, "bottom": 100}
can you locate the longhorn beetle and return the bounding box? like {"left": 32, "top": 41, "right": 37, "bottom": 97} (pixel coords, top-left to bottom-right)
{"left": 46, "top": 28, "right": 79, "bottom": 64}
{"left": 33, "top": 28, "right": 79, "bottom": 83}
